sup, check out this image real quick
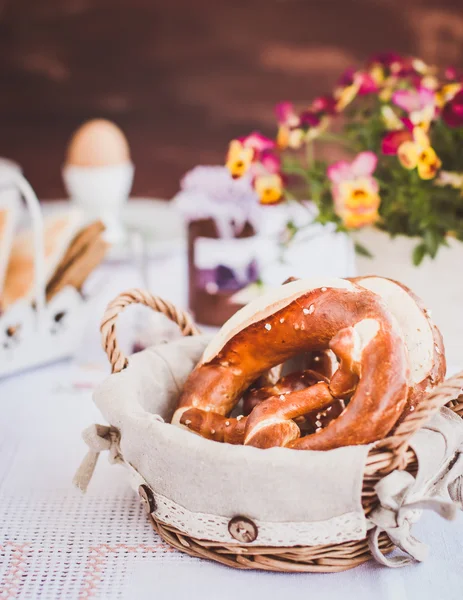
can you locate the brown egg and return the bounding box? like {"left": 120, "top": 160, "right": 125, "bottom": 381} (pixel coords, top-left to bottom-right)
{"left": 66, "top": 119, "right": 130, "bottom": 167}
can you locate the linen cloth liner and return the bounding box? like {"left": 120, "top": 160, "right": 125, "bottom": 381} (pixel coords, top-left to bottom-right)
{"left": 366, "top": 407, "right": 463, "bottom": 566}
{"left": 93, "top": 336, "right": 369, "bottom": 531}
{"left": 409, "top": 407, "right": 463, "bottom": 501}
{"left": 88, "top": 336, "right": 463, "bottom": 549}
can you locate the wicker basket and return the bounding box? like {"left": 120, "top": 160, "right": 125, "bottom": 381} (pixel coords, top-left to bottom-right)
{"left": 94, "top": 288, "right": 463, "bottom": 573}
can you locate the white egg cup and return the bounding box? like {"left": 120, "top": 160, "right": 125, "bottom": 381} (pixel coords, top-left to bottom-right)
{"left": 63, "top": 162, "right": 134, "bottom": 245}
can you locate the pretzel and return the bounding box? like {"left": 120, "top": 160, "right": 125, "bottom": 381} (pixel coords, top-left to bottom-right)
{"left": 172, "top": 278, "right": 411, "bottom": 450}
{"left": 351, "top": 276, "right": 446, "bottom": 413}
{"left": 178, "top": 369, "right": 334, "bottom": 445}
{"left": 176, "top": 408, "right": 248, "bottom": 445}
{"left": 243, "top": 368, "right": 345, "bottom": 434}
{"left": 242, "top": 368, "right": 329, "bottom": 415}
{"left": 242, "top": 349, "right": 334, "bottom": 415}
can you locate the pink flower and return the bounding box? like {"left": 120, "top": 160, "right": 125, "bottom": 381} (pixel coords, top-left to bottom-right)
{"left": 299, "top": 110, "right": 321, "bottom": 128}
{"left": 260, "top": 150, "right": 281, "bottom": 174}
{"left": 357, "top": 72, "right": 380, "bottom": 95}
{"left": 238, "top": 132, "right": 276, "bottom": 154}
{"left": 275, "top": 102, "right": 299, "bottom": 127}
{"left": 368, "top": 53, "right": 416, "bottom": 78}
{"left": 275, "top": 102, "right": 304, "bottom": 149}
{"left": 252, "top": 151, "right": 284, "bottom": 205}
{"left": 368, "top": 52, "right": 404, "bottom": 69}
{"left": 444, "top": 67, "right": 461, "bottom": 81}
{"left": 226, "top": 132, "right": 275, "bottom": 178}
{"left": 337, "top": 68, "right": 378, "bottom": 96}
{"left": 327, "top": 152, "right": 380, "bottom": 228}
{"left": 338, "top": 67, "right": 357, "bottom": 87}
{"left": 327, "top": 151, "right": 378, "bottom": 184}
{"left": 392, "top": 87, "right": 436, "bottom": 129}
{"left": 442, "top": 90, "right": 463, "bottom": 127}
{"left": 311, "top": 95, "right": 337, "bottom": 115}
{"left": 400, "top": 117, "right": 414, "bottom": 131}
{"left": 392, "top": 87, "right": 435, "bottom": 114}
{"left": 381, "top": 130, "right": 413, "bottom": 155}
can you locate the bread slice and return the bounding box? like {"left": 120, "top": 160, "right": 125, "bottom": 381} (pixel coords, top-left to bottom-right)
{"left": 1, "top": 210, "right": 107, "bottom": 309}
{"left": 46, "top": 221, "right": 107, "bottom": 299}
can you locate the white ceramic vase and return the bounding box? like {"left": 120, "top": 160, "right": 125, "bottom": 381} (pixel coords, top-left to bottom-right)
{"left": 354, "top": 227, "right": 463, "bottom": 367}
{"left": 256, "top": 201, "right": 356, "bottom": 285}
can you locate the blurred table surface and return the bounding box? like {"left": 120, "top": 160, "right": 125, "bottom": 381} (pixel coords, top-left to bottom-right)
{"left": 1, "top": 207, "right": 463, "bottom": 599}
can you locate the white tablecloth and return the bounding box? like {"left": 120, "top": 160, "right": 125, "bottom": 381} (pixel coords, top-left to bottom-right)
{"left": 1, "top": 252, "right": 463, "bottom": 600}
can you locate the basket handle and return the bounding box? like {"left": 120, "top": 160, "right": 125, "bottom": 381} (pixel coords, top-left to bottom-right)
{"left": 100, "top": 288, "right": 200, "bottom": 373}
{"left": 11, "top": 171, "right": 47, "bottom": 320}
{"left": 376, "top": 370, "right": 463, "bottom": 469}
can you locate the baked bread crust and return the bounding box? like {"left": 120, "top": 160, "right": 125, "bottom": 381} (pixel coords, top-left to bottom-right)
{"left": 173, "top": 278, "right": 411, "bottom": 450}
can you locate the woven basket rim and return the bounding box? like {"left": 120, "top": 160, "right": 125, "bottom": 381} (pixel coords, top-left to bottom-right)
{"left": 145, "top": 396, "right": 462, "bottom": 573}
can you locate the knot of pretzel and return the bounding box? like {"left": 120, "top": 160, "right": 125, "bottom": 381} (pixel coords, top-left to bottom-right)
{"left": 172, "top": 277, "right": 445, "bottom": 451}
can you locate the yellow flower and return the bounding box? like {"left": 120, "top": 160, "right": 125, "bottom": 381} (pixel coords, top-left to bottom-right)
{"left": 369, "top": 64, "right": 385, "bottom": 86}
{"left": 409, "top": 105, "right": 433, "bottom": 131}
{"left": 277, "top": 126, "right": 304, "bottom": 150}
{"left": 435, "top": 83, "right": 462, "bottom": 108}
{"left": 226, "top": 140, "right": 254, "bottom": 178}
{"left": 335, "top": 79, "right": 360, "bottom": 111}
{"left": 378, "top": 76, "right": 398, "bottom": 102}
{"left": 397, "top": 127, "right": 441, "bottom": 180}
{"left": 411, "top": 58, "right": 432, "bottom": 75}
{"left": 335, "top": 178, "right": 380, "bottom": 228}
{"left": 343, "top": 210, "right": 379, "bottom": 228}
{"left": 421, "top": 75, "right": 439, "bottom": 90}
{"left": 381, "top": 105, "right": 403, "bottom": 130}
{"left": 254, "top": 173, "right": 284, "bottom": 205}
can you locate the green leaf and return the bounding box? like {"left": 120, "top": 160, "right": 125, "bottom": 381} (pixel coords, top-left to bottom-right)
{"left": 354, "top": 242, "right": 373, "bottom": 258}
{"left": 282, "top": 164, "right": 310, "bottom": 179}
{"left": 423, "top": 229, "right": 439, "bottom": 259}
{"left": 412, "top": 243, "right": 427, "bottom": 266}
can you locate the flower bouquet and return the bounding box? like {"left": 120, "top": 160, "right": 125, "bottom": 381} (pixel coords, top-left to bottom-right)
{"left": 225, "top": 53, "right": 463, "bottom": 265}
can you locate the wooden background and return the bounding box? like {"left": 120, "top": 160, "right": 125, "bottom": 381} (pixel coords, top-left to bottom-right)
{"left": 0, "top": 0, "right": 462, "bottom": 199}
